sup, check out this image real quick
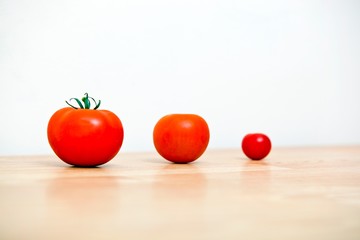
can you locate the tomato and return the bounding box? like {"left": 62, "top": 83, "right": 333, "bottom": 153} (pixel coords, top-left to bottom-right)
{"left": 153, "top": 114, "right": 210, "bottom": 163}
{"left": 47, "top": 93, "right": 124, "bottom": 167}
{"left": 241, "top": 133, "right": 271, "bottom": 160}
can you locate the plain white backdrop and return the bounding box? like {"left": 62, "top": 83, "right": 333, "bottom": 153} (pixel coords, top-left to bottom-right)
{"left": 1, "top": 0, "right": 360, "bottom": 155}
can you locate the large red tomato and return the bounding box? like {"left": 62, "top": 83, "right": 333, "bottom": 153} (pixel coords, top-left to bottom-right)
{"left": 47, "top": 93, "right": 124, "bottom": 167}
{"left": 153, "top": 114, "right": 210, "bottom": 163}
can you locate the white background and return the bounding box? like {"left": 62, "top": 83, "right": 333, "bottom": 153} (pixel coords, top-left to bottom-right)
{"left": 1, "top": 0, "right": 360, "bottom": 155}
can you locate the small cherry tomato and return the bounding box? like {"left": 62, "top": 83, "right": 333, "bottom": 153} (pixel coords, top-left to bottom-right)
{"left": 153, "top": 114, "right": 210, "bottom": 163}
{"left": 241, "top": 133, "right": 271, "bottom": 160}
{"left": 47, "top": 93, "right": 124, "bottom": 167}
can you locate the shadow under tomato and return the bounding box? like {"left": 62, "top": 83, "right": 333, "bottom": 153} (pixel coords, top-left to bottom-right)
{"left": 237, "top": 159, "right": 272, "bottom": 195}
{"left": 151, "top": 163, "right": 207, "bottom": 205}
{"left": 46, "top": 167, "right": 121, "bottom": 216}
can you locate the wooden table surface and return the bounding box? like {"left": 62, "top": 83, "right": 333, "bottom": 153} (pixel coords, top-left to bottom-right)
{"left": 1, "top": 146, "right": 360, "bottom": 240}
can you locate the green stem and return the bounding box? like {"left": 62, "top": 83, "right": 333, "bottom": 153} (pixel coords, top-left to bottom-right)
{"left": 65, "top": 93, "right": 101, "bottom": 109}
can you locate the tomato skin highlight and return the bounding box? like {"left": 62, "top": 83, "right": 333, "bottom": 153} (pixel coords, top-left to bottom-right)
{"left": 241, "top": 133, "right": 271, "bottom": 160}
{"left": 153, "top": 114, "right": 210, "bottom": 163}
{"left": 47, "top": 107, "right": 124, "bottom": 167}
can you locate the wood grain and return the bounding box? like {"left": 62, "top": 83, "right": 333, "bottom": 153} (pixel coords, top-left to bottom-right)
{"left": 1, "top": 146, "right": 360, "bottom": 240}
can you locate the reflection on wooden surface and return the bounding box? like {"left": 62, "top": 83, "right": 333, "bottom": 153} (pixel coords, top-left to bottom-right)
{"left": 47, "top": 167, "right": 121, "bottom": 216}
{"left": 0, "top": 147, "right": 360, "bottom": 240}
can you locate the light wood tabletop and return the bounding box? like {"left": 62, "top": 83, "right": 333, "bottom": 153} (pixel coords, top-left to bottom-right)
{"left": 1, "top": 146, "right": 360, "bottom": 240}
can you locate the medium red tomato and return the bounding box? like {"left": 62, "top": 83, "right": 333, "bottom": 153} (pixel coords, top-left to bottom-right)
{"left": 242, "top": 133, "right": 271, "bottom": 160}
{"left": 153, "top": 114, "right": 210, "bottom": 163}
{"left": 47, "top": 93, "right": 124, "bottom": 167}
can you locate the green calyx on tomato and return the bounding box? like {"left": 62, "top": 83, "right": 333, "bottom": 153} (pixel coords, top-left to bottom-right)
{"left": 65, "top": 93, "right": 101, "bottom": 110}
